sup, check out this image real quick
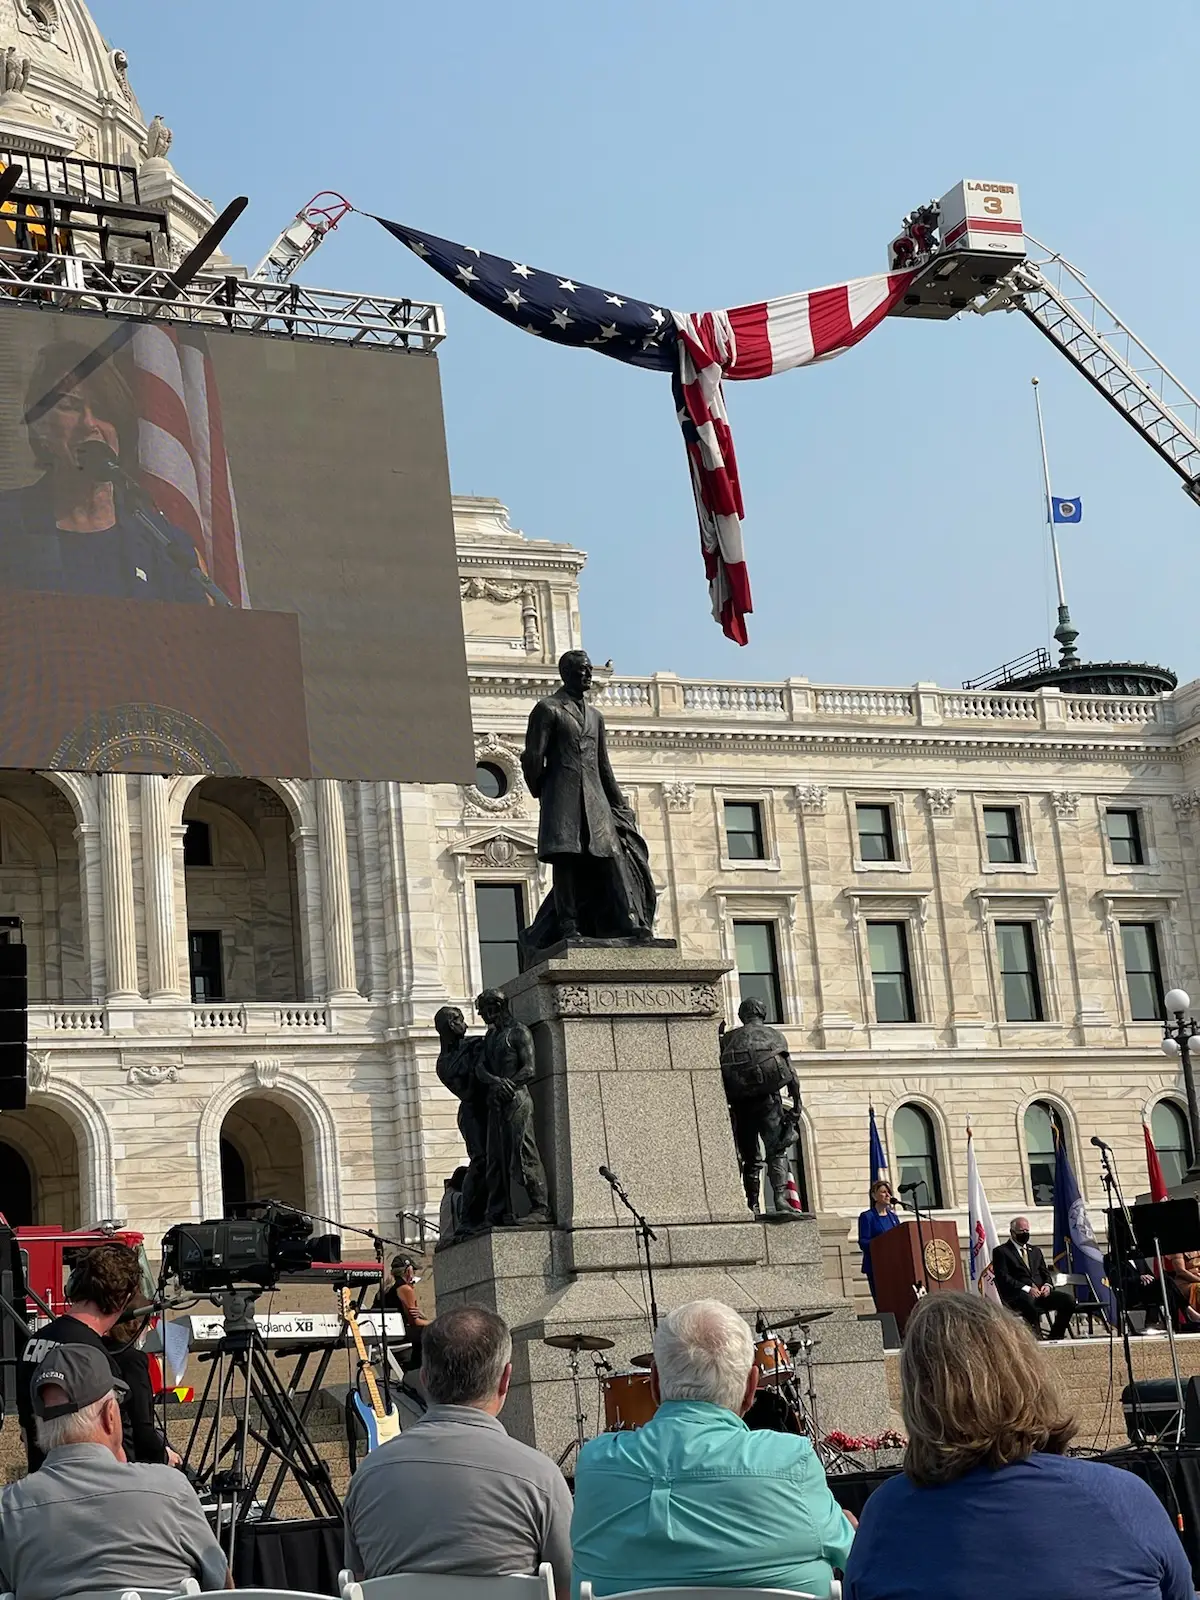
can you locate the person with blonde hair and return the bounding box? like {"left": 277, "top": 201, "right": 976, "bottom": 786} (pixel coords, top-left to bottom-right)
{"left": 572, "top": 1299, "right": 854, "bottom": 1597}
{"left": 844, "top": 1292, "right": 1191, "bottom": 1600}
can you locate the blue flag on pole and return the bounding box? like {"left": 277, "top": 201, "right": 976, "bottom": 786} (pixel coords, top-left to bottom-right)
{"left": 1052, "top": 1131, "right": 1118, "bottom": 1324}
{"left": 1051, "top": 496, "right": 1082, "bottom": 523}
{"left": 869, "top": 1105, "right": 888, "bottom": 1187}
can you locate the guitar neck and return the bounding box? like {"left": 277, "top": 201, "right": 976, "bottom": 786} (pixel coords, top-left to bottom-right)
{"left": 341, "top": 1289, "right": 390, "bottom": 1420}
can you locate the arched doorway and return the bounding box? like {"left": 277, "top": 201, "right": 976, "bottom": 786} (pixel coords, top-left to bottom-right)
{"left": 0, "top": 1105, "right": 83, "bottom": 1227}
{"left": 0, "top": 1140, "right": 34, "bottom": 1225}
{"left": 0, "top": 773, "right": 85, "bottom": 1001}
{"left": 182, "top": 780, "right": 302, "bottom": 1002}
{"left": 219, "top": 1096, "right": 307, "bottom": 1213}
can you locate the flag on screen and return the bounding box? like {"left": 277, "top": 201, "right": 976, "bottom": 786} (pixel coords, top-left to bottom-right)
{"left": 966, "top": 1123, "right": 1000, "bottom": 1302}
{"left": 130, "top": 324, "right": 249, "bottom": 607}
{"left": 377, "top": 217, "right": 913, "bottom": 644}
{"left": 1052, "top": 1130, "right": 1117, "bottom": 1323}
{"left": 869, "top": 1104, "right": 888, "bottom": 1187}
{"left": 1144, "top": 1121, "right": 1169, "bottom": 1203}
{"left": 1051, "top": 496, "right": 1082, "bottom": 524}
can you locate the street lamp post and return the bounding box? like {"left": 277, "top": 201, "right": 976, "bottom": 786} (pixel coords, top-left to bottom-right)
{"left": 1161, "top": 987, "right": 1200, "bottom": 1183}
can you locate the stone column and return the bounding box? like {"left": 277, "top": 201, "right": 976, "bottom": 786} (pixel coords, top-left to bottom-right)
{"left": 316, "top": 779, "right": 358, "bottom": 998}
{"left": 140, "top": 774, "right": 181, "bottom": 999}
{"left": 98, "top": 773, "right": 139, "bottom": 1001}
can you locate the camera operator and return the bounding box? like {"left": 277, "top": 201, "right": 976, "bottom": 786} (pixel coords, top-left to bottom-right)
{"left": 16, "top": 1243, "right": 158, "bottom": 1472}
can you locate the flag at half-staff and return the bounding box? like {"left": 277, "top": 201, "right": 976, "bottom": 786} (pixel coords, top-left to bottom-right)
{"left": 377, "top": 217, "right": 914, "bottom": 645}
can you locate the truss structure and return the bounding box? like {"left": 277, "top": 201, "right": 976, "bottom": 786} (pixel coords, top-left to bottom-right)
{"left": 982, "top": 237, "right": 1200, "bottom": 504}
{"left": 0, "top": 247, "right": 445, "bottom": 352}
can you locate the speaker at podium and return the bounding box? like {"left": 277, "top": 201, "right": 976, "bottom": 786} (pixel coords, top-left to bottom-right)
{"left": 869, "top": 1219, "right": 965, "bottom": 1334}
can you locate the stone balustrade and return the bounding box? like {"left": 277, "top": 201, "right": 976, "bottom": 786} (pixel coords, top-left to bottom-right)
{"left": 28, "top": 1001, "right": 337, "bottom": 1038}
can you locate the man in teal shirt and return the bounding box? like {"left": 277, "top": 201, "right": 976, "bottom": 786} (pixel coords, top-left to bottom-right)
{"left": 571, "top": 1300, "right": 854, "bottom": 1598}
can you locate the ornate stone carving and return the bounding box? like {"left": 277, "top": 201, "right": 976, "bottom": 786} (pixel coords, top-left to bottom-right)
{"left": 924, "top": 787, "right": 957, "bottom": 817}
{"left": 484, "top": 835, "right": 517, "bottom": 867}
{"left": 555, "top": 985, "right": 592, "bottom": 1015}
{"left": 662, "top": 781, "right": 695, "bottom": 813}
{"left": 17, "top": 1, "right": 59, "bottom": 41}
{"left": 460, "top": 576, "right": 524, "bottom": 603}
{"left": 553, "top": 982, "right": 722, "bottom": 1017}
{"left": 111, "top": 47, "right": 133, "bottom": 101}
{"left": 143, "top": 114, "right": 172, "bottom": 162}
{"left": 1051, "top": 790, "right": 1080, "bottom": 819}
{"left": 1172, "top": 792, "right": 1200, "bottom": 816}
{"left": 1, "top": 48, "right": 32, "bottom": 95}
{"left": 27, "top": 1051, "right": 50, "bottom": 1092}
{"left": 253, "top": 1056, "right": 282, "bottom": 1089}
{"left": 795, "top": 784, "right": 828, "bottom": 815}
{"left": 126, "top": 1061, "right": 178, "bottom": 1088}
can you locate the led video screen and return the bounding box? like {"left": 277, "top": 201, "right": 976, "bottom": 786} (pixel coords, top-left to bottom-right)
{"left": 0, "top": 306, "right": 474, "bottom": 781}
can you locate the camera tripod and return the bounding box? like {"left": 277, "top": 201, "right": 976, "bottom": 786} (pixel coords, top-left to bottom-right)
{"left": 180, "top": 1288, "right": 341, "bottom": 1565}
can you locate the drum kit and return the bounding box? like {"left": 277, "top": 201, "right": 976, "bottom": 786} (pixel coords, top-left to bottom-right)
{"left": 543, "top": 1306, "right": 856, "bottom": 1474}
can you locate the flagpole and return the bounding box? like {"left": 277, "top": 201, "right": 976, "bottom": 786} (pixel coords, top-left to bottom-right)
{"left": 1031, "top": 377, "right": 1079, "bottom": 664}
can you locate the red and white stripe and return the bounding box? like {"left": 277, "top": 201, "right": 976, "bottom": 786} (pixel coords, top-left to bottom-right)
{"left": 673, "top": 271, "right": 912, "bottom": 644}
{"left": 131, "top": 325, "right": 249, "bottom": 606}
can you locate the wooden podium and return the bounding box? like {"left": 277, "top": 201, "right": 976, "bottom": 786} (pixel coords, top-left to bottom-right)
{"left": 870, "top": 1219, "right": 965, "bottom": 1333}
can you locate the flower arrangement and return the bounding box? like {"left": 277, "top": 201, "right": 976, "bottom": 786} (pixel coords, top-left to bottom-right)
{"left": 824, "top": 1428, "right": 906, "bottom": 1465}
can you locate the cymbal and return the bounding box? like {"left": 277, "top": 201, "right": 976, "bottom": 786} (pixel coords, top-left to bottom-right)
{"left": 543, "top": 1331, "right": 615, "bottom": 1353}
{"left": 630, "top": 1352, "right": 654, "bottom": 1369}
{"left": 768, "top": 1308, "right": 835, "bottom": 1331}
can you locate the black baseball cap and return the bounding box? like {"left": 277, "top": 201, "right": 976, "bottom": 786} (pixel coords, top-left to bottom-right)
{"left": 31, "top": 1345, "right": 128, "bottom": 1419}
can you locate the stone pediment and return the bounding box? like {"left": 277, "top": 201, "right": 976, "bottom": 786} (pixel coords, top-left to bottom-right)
{"left": 447, "top": 826, "right": 538, "bottom": 874}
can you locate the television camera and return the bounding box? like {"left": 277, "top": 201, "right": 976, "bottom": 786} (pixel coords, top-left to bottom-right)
{"left": 160, "top": 1200, "right": 341, "bottom": 1294}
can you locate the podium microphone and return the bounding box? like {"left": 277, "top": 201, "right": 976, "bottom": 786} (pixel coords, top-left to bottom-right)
{"left": 1090, "top": 1135, "right": 1112, "bottom": 1151}
{"left": 599, "top": 1165, "right": 620, "bottom": 1187}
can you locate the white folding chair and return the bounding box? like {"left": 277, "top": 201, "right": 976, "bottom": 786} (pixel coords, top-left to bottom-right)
{"left": 69, "top": 1585, "right": 202, "bottom": 1600}
{"left": 577, "top": 1588, "right": 822, "bottom": 1600}
{"left": 341, "top": 1564, "right": 555, "bottom": 1600}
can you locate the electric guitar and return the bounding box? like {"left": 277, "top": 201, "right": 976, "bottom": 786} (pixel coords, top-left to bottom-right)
{"left": 341, "top": 1288, "right": 401, "bottom": 1450}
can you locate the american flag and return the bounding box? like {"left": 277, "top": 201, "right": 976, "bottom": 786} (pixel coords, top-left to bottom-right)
{"left": 130, "top": 325, "right": 249, "bottom": 607}
{"left": 378, "top": 217, "right": 913, "bottom": 644}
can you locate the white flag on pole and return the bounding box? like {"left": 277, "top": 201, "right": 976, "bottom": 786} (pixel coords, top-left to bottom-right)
{"left": 967, "top": 1123, "right": 1001, "bottom": 1303}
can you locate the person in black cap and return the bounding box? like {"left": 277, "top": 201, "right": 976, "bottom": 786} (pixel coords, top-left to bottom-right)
{"left": 0, "top": 1346, "right": 230, "bottom": 1600}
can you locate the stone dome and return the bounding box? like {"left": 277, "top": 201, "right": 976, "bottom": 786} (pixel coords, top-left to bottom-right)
{"left": 0, "top": 0, "right": 147, "bottom": 164}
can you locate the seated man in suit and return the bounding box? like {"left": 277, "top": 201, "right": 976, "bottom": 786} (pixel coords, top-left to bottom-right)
{"left": 992, "top": 1216, "right": 1074, "bottom": 1341}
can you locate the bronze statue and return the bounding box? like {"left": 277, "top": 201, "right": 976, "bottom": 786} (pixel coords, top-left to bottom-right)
{"left": 720, "top": 997, "right": 802, "bottom": 1217}
{"left": 476, "top": 988, "right": 552, "bottom": 1227}
{"left": 520, "top": 649, "right": 655, "bottom": 956}
{"left": 433, "top": 1005, "right": 488, "bottom": 1243}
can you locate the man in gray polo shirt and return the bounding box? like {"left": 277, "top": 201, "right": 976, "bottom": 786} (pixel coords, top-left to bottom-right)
{"left": 345, "top": 1304, "right": 573, "bottom": 1596}
{"left": 0, "top": 1346, "right": 230, "bottom": 1600}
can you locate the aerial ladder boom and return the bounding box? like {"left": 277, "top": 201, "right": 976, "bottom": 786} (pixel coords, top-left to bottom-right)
{"left": 251, "top": 191, "right": 352, "bottom": 284}
{"left": 890, "top": 181, "right": 1200, "bottom": 507}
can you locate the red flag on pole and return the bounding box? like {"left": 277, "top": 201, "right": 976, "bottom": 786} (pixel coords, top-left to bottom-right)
{"left": 1144, "top": 1121, "right": 1169, "bottom": 1202}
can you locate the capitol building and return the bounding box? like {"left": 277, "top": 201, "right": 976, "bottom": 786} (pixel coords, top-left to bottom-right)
{"left": 1, "top": 0, "right": 1197, "bottom": 1308}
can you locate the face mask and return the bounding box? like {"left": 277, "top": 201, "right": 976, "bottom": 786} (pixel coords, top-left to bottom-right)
{"left": 1013, "top": 1229, "right": 1030, "bottom": 1245}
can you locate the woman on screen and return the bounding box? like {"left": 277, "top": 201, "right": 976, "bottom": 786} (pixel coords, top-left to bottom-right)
{"left": 0, "top": 340, "right": 209, "bottom": 604}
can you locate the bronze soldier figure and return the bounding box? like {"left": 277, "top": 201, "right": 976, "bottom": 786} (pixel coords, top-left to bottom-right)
{"left": 476, "top": 988, "right": 553, "bottom": 1227}
{"left": 720, "top": 996, "right": 803, "bottom": 1217}
{"left": 433, "top": 1005, "right": 488, "bottom": 1242}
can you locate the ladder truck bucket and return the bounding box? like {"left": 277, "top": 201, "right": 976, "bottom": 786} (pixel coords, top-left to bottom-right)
{"left": 889, "top": 180, "right": 1026, "bottom": 319}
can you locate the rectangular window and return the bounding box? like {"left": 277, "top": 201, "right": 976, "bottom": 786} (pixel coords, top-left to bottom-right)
{"left": 996, "top": 922, "right": 1043, "bottom": 1022}
{"left": 724, "top": 801, "right": 765, "bottom": 861}
{"left": 856, "top": 804, "right": 896, "bottom": 863}
{"left": 983, "top": 806, "right": 1022, "bottom": 864}
{"left": 1121, "top": 922, "right": 1165, "bottom": 1022}
{"left": 188, "top": 930, "right": 224, "bottom": 1002}
{"left": 1107, "top": 809, "right": 1144, "bottom": 867}
{"left": 733, "top": 920, "right": 783, "bottom": 1023}
{"left": 475, "top": 883, "right": 526, "bottom": 991}
{"left": 183, "top": 819, "right": 212, "bottom": 867}
{"left": 868, "top": 921, "right": 916, "bottom": 1023}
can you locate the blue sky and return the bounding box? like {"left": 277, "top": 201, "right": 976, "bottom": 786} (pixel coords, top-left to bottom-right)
{"left": 96, "top": 0, "right": 1199, "bottom": 687}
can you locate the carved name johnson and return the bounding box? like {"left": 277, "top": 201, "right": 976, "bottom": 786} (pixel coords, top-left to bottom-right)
{"left": 554, "top": 982, "right": 721, "bottom": 1017}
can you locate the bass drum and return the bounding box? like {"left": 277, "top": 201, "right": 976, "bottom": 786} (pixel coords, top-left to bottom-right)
{"left": 602, "top": 1369, "right": 658, "bottom": 1431}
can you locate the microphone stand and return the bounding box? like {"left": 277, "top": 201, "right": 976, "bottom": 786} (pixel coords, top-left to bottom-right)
{"left": 903, "top": 1180, "right": 932, "bottom": 1296}
{"left": 1095, "top": 1145, "right": 1146, "bottom": 1446}
{"left": 600, "top": 1169, "right": 660, "bottom": 1332}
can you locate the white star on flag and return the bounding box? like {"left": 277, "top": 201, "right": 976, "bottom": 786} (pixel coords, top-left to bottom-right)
{"left": 455, "top": 263, "right": 478, "bottom": 285}
{"left": 504, "top": 288, "right": 524, "bottom": 309}
{"left": 605, "top": 294, "right": 625, "bottom": 307}
{"left": 558, "top": 279, "right": 578, "bottom": 292}
{"left": 551, "top": 307, "right": 574, "bottom": 329}
{"left": 511, "top": 262, "right": 534, "bottom": 278}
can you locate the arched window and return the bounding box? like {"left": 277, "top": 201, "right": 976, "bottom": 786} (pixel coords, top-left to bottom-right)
{"left": 1024, "top": 1100, "right": 1064, "bottom": 1207}
{"left": 894, "top": 1104, "right": 943, "bottom": 1208}
{"left": 1152, "top": 1100, "right": 1192, "bottom": 1190}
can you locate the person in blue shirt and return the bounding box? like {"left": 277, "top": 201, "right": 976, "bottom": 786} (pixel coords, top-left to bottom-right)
{"left": 857, "top": 1179, "right": 900, "bottom": 1305}
{"left": 844, "top": 1291, "right": 1193, "bottom": 1600}
{"left": 571, "top": 1299, "right": 855, "bottom": 1598}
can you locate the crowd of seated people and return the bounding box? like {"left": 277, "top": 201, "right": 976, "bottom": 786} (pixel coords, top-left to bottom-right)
{"left": 1, "top": 1277, "right": 1193, "bottom": 1600}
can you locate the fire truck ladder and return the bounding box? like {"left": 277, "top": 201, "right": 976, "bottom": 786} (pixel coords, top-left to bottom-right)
{"left": 978, "top": 236, "right": 1200, "bottom": 506}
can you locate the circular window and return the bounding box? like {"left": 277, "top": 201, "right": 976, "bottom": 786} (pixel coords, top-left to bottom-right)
{"left": 474, "top": 761, "right": 509, "bottom": 800}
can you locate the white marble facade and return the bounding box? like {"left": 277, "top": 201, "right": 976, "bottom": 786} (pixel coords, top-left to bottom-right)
{"left": 5, "top": 488, "right": 1200, "bottom": 1268}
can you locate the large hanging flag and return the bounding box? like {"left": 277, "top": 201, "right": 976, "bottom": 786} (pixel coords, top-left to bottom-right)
{"left": 1052, "top": 1131, "right": 1118, "bottom": 1324}
{"left": 869, "top": 1104, "right": 888, "bottom": 1188}
{"left": 1144, "top": 1120, "right": 1169, "bottom": 1203}
{"left": 966, "top": 1122, "right": 1000, "bottom": 1302}
{"left": 377, "top": 217, "right": 913, "bottom": 645}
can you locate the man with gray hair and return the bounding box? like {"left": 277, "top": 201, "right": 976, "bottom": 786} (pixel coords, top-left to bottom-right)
{"left": 344, "top": 1304, "right": 573, "bottom": 1595}
{"left": 572, "top": 1300, "right": 855, "bottom": 1598}
{"left": 0, "top": 1346, "right": 229, "bottom": 1600}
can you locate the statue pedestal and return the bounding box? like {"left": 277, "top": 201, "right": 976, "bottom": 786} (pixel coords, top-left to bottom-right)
{"left": 434, "top": 946, "right": 892, "bottom": 1460}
